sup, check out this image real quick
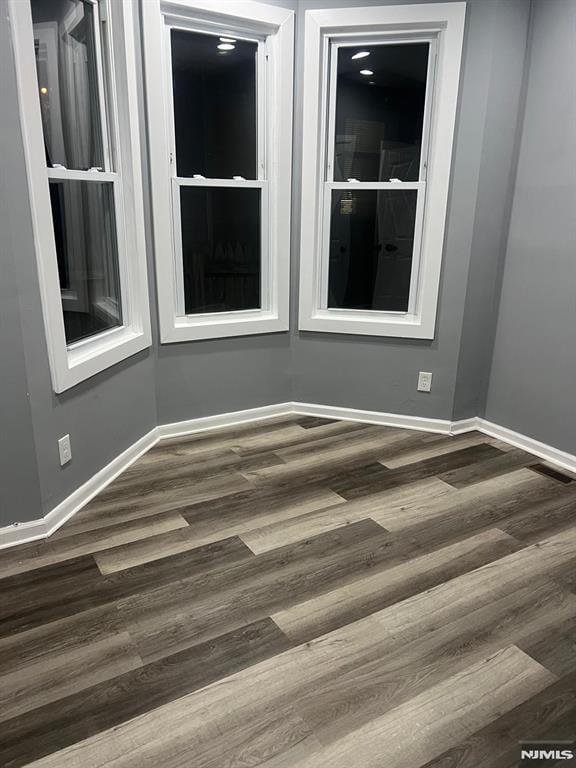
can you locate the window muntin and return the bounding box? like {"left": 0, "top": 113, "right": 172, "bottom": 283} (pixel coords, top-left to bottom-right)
{"left": 167, "top": 26, "right": 268, "bottom": 318}
{"left": 321, "top": 38, "right": 435, "bottom": 317}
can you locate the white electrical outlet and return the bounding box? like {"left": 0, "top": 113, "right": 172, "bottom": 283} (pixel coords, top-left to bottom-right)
{"left": 417, "top": 371, "right": 433, "bottom": 393}
{"left": 58, "top": 434, "right": 72, "bottom": 466}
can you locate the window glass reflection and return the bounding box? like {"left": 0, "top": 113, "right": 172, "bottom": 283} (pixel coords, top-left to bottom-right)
{"left": 32, "top": 0, "right": 105, "bottom": 170}
{"left": 180, "top": 187, "right": 261, "bottom": 314}
{"left": 49, "top": 180, "right": 122, "bottom": 344}
{"left": 328, "top": 189, "right": 418, "bottom": 312}
{"left": 334, "top": 43, "right": 429, "bottom": 182}
{"left": 171, "top": 30, "right": 258, "bottom": 179}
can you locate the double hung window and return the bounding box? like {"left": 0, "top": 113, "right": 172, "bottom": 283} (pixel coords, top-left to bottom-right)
{"left": 10, "top": 0, "right": 151, "bottom": 391}
{"left": 144, "top": 1, "right": 294, "bottom": 342}
{"left": 298, "top": 3, "right": 466, "bottom": 338}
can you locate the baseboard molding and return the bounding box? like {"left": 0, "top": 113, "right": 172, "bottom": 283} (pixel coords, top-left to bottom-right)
{"left": 157, "top": 403, "right": 293, "bottom": 440}
{"left": 476, "top": 418, "right": 576, "bottom": 475}
{"left": 291, "top": 401, "right": 454, "bottom": 434}
{"left": 1, "top": 402, "right": 574, "bottom": 550}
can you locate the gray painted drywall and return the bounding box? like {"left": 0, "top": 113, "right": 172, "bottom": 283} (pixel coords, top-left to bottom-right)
{"left": 485, "top": 0, "right": 576, "bottom": 453}
{"left": 452, "top": 0, "right": 531, "bottom": 420}
{"left": 0, "top": 4, "right": 43, "bottom": 525}
{"left": 290, "top": 0, "right": 530, "bottom": 421}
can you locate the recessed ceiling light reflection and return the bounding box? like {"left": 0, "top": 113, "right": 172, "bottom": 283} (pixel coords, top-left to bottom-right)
{"left": 219, "top": 37, "right": 236, "bottom": 43}
{"left": 351, "top": 51, "right": 370, "bottom": 60}
{"left": 217, "top": 43, "right": 235, "bottom": 51}
{"left": 359, "top": 69, "right": 374, "bottom": 76}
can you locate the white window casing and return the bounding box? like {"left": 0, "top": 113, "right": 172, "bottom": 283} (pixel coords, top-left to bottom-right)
{"left": 143, "top": 0, "right": 294, "bottom": 343}
{"left": 9, "top": 0, "right": 152, "bottom": 392}
{"left": 298, "top": 3, "right": 466, "bottom": 339}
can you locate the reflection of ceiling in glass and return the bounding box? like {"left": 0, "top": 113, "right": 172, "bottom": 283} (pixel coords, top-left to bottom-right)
{"left": 171, "top": 30, "right": 256, "bottom": 74}
{"left": 339, "top": 43, "right": 429, "bottom": 89}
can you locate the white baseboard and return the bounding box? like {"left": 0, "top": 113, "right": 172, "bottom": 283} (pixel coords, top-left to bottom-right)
{"left": 291, "top": 401, "right": 454, "bottom": 434}
{"left": 157, "top": 403, "right": 293, "bottom": 440}
{"left": 1, "top": 402, "right": 574, "bottom": 550}
{"left": 476, "top": 418, "right": 576, "bottom": 475}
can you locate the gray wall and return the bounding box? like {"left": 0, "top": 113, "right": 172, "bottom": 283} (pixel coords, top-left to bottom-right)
{"left": 0, "top": 6, "right": 43, "bottom": 526}
{"left": 452, "top": 0, "right": 530, "bottom": 420}
{"left": 290, "top": 0, "right": 531, "bottom": 421}
{"left": 485, "top": 0, "right": 576, "bottom": 454}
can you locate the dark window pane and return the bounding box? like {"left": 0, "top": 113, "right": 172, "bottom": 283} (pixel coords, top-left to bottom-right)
{"left": 171, "top": 30, "right": 257, "bottom": 179}
{"left": 334, "top": 43, "right": 429, "bottom": 182}
{"left": 328, "top": 189, "right": 417, "bottom": 312}
{"left": 32, "top": 0, "right": 105, "bottom": 170}
{"left": 49, "top": 180, "right": 122, "bottom": 344}
{"left": 180, "top": 187, "right": 261, "bottom": 314}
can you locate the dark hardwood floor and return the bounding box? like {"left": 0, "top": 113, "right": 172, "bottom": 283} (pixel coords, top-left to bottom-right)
{"left": 1, "top": 415, "right": 576, "bottom": 767}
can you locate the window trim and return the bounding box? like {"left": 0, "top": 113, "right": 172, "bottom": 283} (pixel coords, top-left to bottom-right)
{"left": 143, "top": 0, "right": 294, "bottom": 343}
{"left": 298, "top": 2, "right": 466, "bottom": 339}
{"left": 9, "top": 0, "right": 152, "bottom": 392}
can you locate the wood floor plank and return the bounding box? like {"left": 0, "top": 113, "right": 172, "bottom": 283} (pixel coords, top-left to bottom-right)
{"left": 0, "top": 536, "right": 253, "bottom": 639}
{"left": 94, "top": 485, "right": 346, "bottom": 572}
{"left": 368, "top": 527, "right": 576, "bottom": 645}
{"left": 517, "top": 612, "right": 576, "bottom": 677}
{"left": 366, "top": 468, "right": 543, "bottom": 532}
{"left": 438, "top": 448, "right": 536, "bottom": 488}
{"left": 329, "top": 443, "right": 505, "bottom": 500}
{"left": 120, "top": 520, "right": 420, "bottom": 662}
{"left": 382, "top": 471, "right": 570, "bottom": 551}
{"left": 0, "top": 628, "right": 140, "bottom": 725}
{"left": 59, "top": 471, "right": 253, "bottom": 536}
{"left": 241, "top": 430, "right": 415, "bottom": 488}
{"left": 273, "top": 528, "right": 522, "bottom": 643}
{"left": 231, "top": 420, "right": 371, "bottom": 458}
{"left": 293, "top": 647, "right": 557, "bottom": 768}
{"left": 138, "top": 416, "right": 299, "bottom": 462}
{"left": 0, "top": 618, "right": 291, "bottom": 768}
{"left": 381, "top": 432, "right": 490, "bottom": 469}
{"left": 292, "top": 577, "right": 576, "bottom": 746}
{"left": 419, "top": 672, "right": 576, "bottom": 768}
{"left": 0, "top": 512, "right": 189, "bottom": 578}
{"left": 239, "top": 476, "right": 452, "bottom": 553}
{"left": 112, "top": 446, "right": 285, "bottom": 492}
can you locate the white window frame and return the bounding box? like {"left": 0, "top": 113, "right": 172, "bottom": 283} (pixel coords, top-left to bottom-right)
{"left": 298, "top": 3, "right": 466, "bottom": 339}
{"left": 8, "top": 0, "right": 151, "bottom": 393}
{"left": 143, "top": 0, "right": 294, "bottom": 343}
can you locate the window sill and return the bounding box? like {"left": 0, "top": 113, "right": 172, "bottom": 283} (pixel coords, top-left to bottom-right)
{"left": 298, "top": 309, "right": 436, "bottom": 339}
{"left": 54, "top": 326, "right": 152, "bottom": 393}
{"left": 160, "top": 310, "right": 289, "bottom": 343}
